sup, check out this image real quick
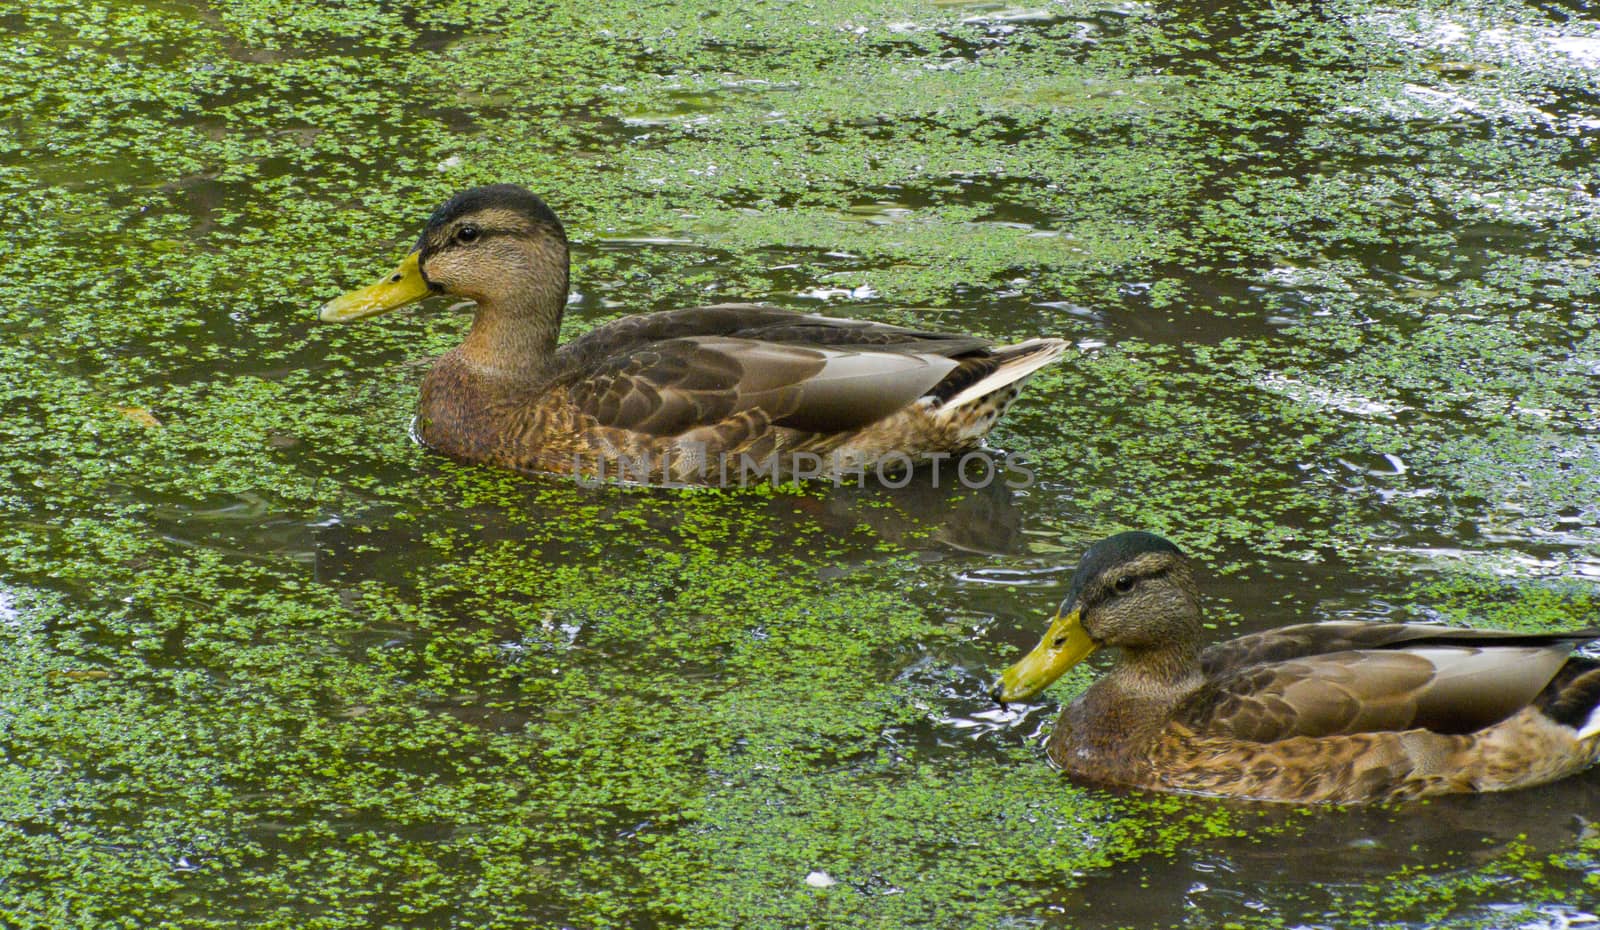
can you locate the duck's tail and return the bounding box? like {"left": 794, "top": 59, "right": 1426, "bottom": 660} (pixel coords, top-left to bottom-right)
{"left": 929, "top": 338, "right": 1068, "bottom": 439}
{"left": 1539, "top": 658, "right": 1600, "bottom": 741}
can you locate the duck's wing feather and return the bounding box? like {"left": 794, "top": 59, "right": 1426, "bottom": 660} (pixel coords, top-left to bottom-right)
{"left": 560, "top": 304, "right": 991, "bottom": 369}
{"left": 732, "top": 318, "right": 990, "bottom": 355}
{"left": 1178, "top": 637, "right": 1595, "bottom": 742}
{"left": 1200, "top": 622, "right": 1600, "bottom": 676}
{"left": 565, "top": 336, "right": 960, "bottom": 436}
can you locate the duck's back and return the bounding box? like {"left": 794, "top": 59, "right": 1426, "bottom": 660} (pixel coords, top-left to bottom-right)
{"left": 1139, "top": 622, "right": 1600, "bottom": 802}
{"left": 485, "top": 304, "right": 1069, "bottom": 483}
{"left": 548, "top": 304, "right": 992, "bottom": 377}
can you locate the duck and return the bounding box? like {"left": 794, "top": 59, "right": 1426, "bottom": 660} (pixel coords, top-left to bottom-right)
{"left": 318, "top": 184, "right": 1068, "bottom": 485}
{"left": 991, "top": 531, "right": 1600, "bottom": 803}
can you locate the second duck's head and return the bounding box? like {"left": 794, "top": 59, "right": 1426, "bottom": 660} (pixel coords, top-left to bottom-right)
{"left": 320, "top": 184, "right": 568, "bottom": 323}
{"left": 993, "top": 531, "right": 1201, "bottom": 703}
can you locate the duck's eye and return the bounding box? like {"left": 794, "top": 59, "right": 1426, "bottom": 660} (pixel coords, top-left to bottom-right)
{"left": 1113, "top": 575, "right": 1136, "bottom": 594}
{"left": 456, "top": 224, "right": 481, "bottom": 244}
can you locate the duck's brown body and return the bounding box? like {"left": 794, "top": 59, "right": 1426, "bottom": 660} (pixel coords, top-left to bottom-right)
{"left": 417, "top": 304, "right": 1061, "bottom": 484}
{"left": 996, "top": 533, "right": 1600, "bottom": 804}
{"left": 1047, "top": 623, "right": 1600, "bottom": 803}
{"left": 320, "top": 186, "right": 1066, "bottom": 486}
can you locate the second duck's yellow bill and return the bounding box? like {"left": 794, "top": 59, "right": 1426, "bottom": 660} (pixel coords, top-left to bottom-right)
{"left": 320, "top": 250, "right": 431, "bottom": 322}
{"left": 994, "top": 607, "right": 1097, "bottom": 703}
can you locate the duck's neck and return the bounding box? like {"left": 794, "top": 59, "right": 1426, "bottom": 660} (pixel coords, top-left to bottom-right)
{"left": 1101, "top": 567, "right": 1207, "bottom": 703}
{"left": 1054, "top": 642, "right": 1203, "bottom": 776}
{"left": 1104, "top": 640, "right": 1204, "bottom": 699}
{"left": 1049, "top": 637, "right": 1203, "bottom": 774}
{"left": 456, "top": 259, "right": 569, "bottom": 382}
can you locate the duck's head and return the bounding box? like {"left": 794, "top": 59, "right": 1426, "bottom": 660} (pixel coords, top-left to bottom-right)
{"left": 319, "top": 184, "right": 568, "bottom": 323}
{"left": 991, "top": 531, "right": 1200, "bottom": 704}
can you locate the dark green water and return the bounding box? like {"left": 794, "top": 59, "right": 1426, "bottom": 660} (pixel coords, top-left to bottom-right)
{"left": 3, "top": 0, "right": 1599, "bottom": 926}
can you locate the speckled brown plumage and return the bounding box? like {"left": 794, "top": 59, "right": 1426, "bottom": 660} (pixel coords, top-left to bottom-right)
{"left": 320, "top": 185, "right": 1067, "bottom": 485}
{"left": 994, "top": 531, "right": 1600, "bottom": 803}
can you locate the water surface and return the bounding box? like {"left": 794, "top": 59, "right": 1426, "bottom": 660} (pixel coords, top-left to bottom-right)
{"left": 3, "top": 0, "right": 1599, "bottom": 926}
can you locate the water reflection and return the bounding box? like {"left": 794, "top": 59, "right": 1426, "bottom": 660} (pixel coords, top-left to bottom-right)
{"left": 1063, "top": 774, "right": 1600, "bottom": 928}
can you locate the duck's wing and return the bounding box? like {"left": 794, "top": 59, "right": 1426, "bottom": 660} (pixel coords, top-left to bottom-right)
{"left": 564, "top": 335, "right": 962, "bottom": 436}
{"left": 1178, "top": 631, "right": 1599, "bottom": 742}
{"left": 561, "top": 304, "right": 991, "bottom": 368}
{"left": 1200, "top": 622, "right": 1594, "bottom": 676}
{"left": 731, "top": 316, "right": 990, "bottom": 355}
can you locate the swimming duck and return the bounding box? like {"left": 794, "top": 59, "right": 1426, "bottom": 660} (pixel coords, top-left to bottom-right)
{"left": 992, "top": 531, "right": 1600, "bottom": 803}
{"left": 319, "top": 184, "right": 1067, "bottom": 485}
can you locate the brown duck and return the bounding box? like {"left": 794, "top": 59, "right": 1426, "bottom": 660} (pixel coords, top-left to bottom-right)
{"left": 319, "top": 184, "right": 1067, "bottom": 485}
{"left": 992, "top": 531, "right": 1600, "bottom": 803}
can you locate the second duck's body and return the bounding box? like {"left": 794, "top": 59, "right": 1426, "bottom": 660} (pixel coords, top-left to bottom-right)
{"left": 994, "top": 532, "right": 1600, "bottom": 803}
{"left": 321, "top": 185, "right": 1066, "bottom": 485}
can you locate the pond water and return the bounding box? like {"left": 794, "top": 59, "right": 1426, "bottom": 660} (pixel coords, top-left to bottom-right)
{"left": 3, "top": 0, "right": 1599, "bottom": 926}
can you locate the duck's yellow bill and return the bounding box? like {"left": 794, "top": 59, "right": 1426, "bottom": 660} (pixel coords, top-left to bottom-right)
{"left": 319, "top": 250, "right": 431, "bottom": 322}
{"left": 994, "top": 608, "right": 1097, "bottom": 703}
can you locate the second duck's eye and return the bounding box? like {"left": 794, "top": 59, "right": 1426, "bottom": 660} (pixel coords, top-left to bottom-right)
{"left": 1113, "top": 575, "right": 1136, "bottom": 594}
{"left": 456, "top": 223, "right": 481, "bottom": 244}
